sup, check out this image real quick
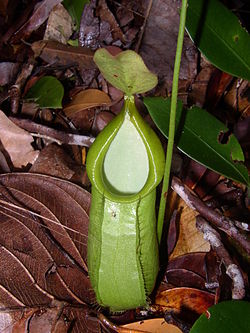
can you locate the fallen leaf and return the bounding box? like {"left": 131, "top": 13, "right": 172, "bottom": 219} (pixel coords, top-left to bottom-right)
{"left": 166, "top": 269, "right": 206, "bottom": 290}
{"left": 115, "top": 2, "right": 134, "bottom": 27}
{"left": 28, "top": 306, "right": 68, "bottom": 333}
{"left": 182, "top": 159, "right": 222, "bottom": 199}
{"left": 44, "top": 3, "right": 73, "bottom": 44}
{"left": 205, "top": 70, "right": 234, "bottom": 110}
{"left": 30, "top": 143, "right": 85, "bottom": 182}
{"left": 0, "top": 62, "right": 19, "bottom": 86}
{"left": 191, "top": 169, "right": 221, "bottom": 199}
{"left": 64, "top": 88, "right": 111, "bottom": 117}
{"left": 166, "top": 252, "right": 207, "bottom": 290}
{"left": 122, "top": 318, "right": 183, "bottom": 333}
{"left": 92, "top": 110, "right": 115, "bottom": 134}
{"left": 155, "top": 287, "right": 215, "bottom": 315}
{"left": 0, "top": 150, "right": 10, "bottom": 173}
{"left": 0, "top": 173, "right": 93, "bottom": 307}
{"left": 167, "top": 210, "right": 179, "bottom": 256}
{"left": 62, "top": 306, "right": 100, "bottom": 333}
{"left": 139, "top": 0, "right": 197, "bottom": 86}
{"left": 188, "top": 60, "right": 215, "bottom": 108}
{"left": 167, "top": 190, "right": 210, "bottom": 259}
{"left": 181, "top": 160, "right": 208, "bottom": 190}
{"left": 11, "top": 0, "right": 63, "bottom": 43}
{"left": 167, "top": 252, "right": 207, "bottom": 277}
{"left": 97, "top": 0, "right": 125, "bottom": 43}
{"left": 0, "top": 309, "right": 38, "bottom": 333}
{"left": 0, "top": 305, "right": 101, "bottom": 333}
{"left": 224, "top": 80, "right": 250, "bottom": 117}
{"left": 204, "top": 250, "right": 220, "bottom": 290}
{"left": 0, "top": 111, "right": 39, "bottom": 168}
{"left": 32, "top": 40, "right": 95, "bottom": 69}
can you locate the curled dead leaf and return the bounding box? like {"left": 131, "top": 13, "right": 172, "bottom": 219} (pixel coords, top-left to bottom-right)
{"left": 0, "top": 110, "right": 39, "bottom": 168}
{"left": 64, "top": 89, "right": 111, "bottom": 117}
{"left": 155, "top": 287, "right": 215, "bottom": 315}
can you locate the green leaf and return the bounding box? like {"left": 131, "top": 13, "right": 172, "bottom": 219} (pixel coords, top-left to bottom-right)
{"left": 93, "top": 49, "right": 158, "bottom": 96}
{"left": 25, "top": 76, "right": 64, "bottom": 109}
{"left": 186, "top": 0, "right": 250, "bottom": 81}
{"left": 63, "top": 0, "right": 89, "bottom": 30}
{"left": 144, "top": 97, "right": 249, "bottom": 186}
{"left": 190, "top": 301, "right": 250, "bottom": 333}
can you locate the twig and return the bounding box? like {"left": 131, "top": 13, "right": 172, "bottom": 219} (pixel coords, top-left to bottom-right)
{"left": 171, "top": 176, "right": 250, "bottom": 255}
{"left": 97, "top": 313, "right": 146, "bottom": 333}
{"left": 135, "top": 0, "right": 153, "bottom": 53}
{"left": 9, "top": 61, "right": 35, "bottom": 114}
{"left": 196, "top": 216, "right": 245, "bottom": 300}
{"left": 30, "top": 133, "right": 63, "bottom": 145}
{"left": 9, "top": 117, "right": 95, "bottom": 147}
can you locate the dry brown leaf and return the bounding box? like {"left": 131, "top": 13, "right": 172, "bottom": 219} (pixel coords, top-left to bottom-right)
{"left": 64, "top": 89, "right": 111, "bottom": 117}
{"left": 0, "top": 309, "right": 38, "bottom": 333}
{"left": 155, "top": 287, "right": 215, "bottom": 315}
{"left": 0, "top": 111, "right": 39, "bottom": 168}
{"left": 44, "top": 3, "right": 73, "bottom": 44}
{"left": 11, "top": 0, "right": 63, "bottom": 43}
{"left": 92, "top": 110, "right": 115, "bottom": 134}
{"left": 0, "top": 150, "right": 10, "bottom": 173}
{"left": 97, "top": 0, "right": 125, "bottom": 43}
{"left": 28, "top": 306, "right": 68, "bottom": 333}
{"left": 0, "top": 173, "right": 93, "bottom": 307}
{"left": 166, "top": 252, "right": 207, "bottom": 290}
{"left": 167, "top": 190, "right": 210, "bottom": 260}
{"left": 32, "top": 40, "right": 95, "bottom": 69}
{"left": 121, "top": 318, "right": 183, "bottom": 333}
{"left": 30, "top": 143, "right": 84, "bottom": 182}
{"left": 188, "top": 60, "right": 215, "bottom": 107}
{"left": 224, "top": 80, "right": 250, "bottom": 117}
{"left": 0, "top": 306, "right": 101, "bottom": 333}
{"left": 62, "top": 307, "right": 100, "bottom": 333}
{"left": 139, "top": 0, "right": 197, "bottom": 86}
{"left": 0, "top": 62, "right": 19, "bottom": 86}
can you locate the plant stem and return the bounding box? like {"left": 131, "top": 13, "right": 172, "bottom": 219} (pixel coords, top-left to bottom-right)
{"left": 157, "top": 0, "right": 188, "bottom": 243}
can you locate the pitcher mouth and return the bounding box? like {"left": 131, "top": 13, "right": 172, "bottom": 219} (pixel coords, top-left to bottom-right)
{"left": 86, "top": 95, "right": 165, "bottom": 203}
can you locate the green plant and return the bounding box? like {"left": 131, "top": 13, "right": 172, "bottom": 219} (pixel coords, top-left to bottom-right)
{"left": 86, "top": 49, "right": 165, "bottom": 311}
{"left": 86, "top": 0, "right": 249, "bottom": 314}
{"left": 25, "top": 76, "right": 64, "bottom": 109}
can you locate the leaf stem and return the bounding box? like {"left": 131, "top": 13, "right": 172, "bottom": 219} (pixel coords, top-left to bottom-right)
{"left": 157, "top": 0, "right": 188, "bottom": 243}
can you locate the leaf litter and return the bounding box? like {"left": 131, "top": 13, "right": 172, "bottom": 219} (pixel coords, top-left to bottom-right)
{"left": 0, "top": 0, "right": 249, "bottom": 332}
